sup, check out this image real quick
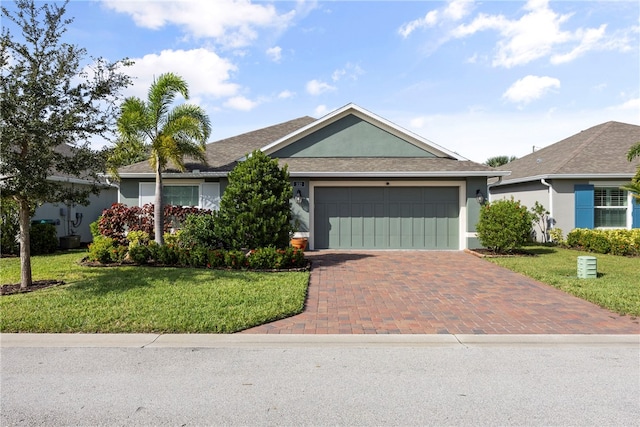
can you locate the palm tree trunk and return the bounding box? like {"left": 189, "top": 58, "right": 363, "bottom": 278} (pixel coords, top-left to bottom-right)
{"left": 154, "top": 164, "right": 164, "bottom": 245}
{"left": 17, "top": 196, "right": 32, "bottom": 290}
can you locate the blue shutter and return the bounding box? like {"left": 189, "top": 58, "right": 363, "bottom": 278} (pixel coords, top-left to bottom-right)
{"left": 633, "top": 198, "right": 640, "bottom": 229}
{"left": 574, "top": 184, "right": 594, "bottom": 229}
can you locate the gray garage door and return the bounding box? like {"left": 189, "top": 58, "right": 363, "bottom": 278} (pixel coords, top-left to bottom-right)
{"left": 314, "top": 187, "right": 459, "bottom": 250}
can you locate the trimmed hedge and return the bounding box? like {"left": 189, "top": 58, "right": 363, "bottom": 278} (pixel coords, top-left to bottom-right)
{"left": 565, "top": 228, "right": 640, "bottom": 256}
{"left": 88, "top": 237, "right": 307, "bottom": 270}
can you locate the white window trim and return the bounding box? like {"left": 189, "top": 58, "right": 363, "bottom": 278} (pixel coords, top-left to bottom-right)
{"left": 590, "top": 182, "right": 632, "bottom": 229}
{"left": 138, "top": 181, "right": 220, "bottom": 210}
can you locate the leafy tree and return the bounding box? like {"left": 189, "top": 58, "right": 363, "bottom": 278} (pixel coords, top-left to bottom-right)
{"left": 476, "top": 198, "right": 533, "bottom": 253}
{"left": 485, "top": 155, "right": 517, "bottom": 168}
{"left": 216, "top": 150, "right": 294, "bottom": 250}
{"left": 621, "top": 141, "right": 640, "bottom": 200}
{"left": 0, "top": 0, "right": 131, "bottom": 289}
{"left": 110, "top": 72, "right": 211, "bottom": 245}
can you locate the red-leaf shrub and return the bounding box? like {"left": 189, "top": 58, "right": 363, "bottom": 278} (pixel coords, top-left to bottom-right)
{"left": 98, "top": 203, "right": 211, "bottom": 245}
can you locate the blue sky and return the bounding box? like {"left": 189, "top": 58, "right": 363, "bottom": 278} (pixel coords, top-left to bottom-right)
{"left": 9, "top": 0, "right": 640, "bottom": 163}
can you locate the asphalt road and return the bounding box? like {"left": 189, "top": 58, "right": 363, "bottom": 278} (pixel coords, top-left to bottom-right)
{"left": 1, "top": 335, "right": 638, "bottom": 426}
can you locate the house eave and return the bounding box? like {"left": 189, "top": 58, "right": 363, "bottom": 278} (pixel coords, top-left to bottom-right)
{"left": 117, "top": 172, "right": 228, "bottom": 179}
{"left": 491, "top": 173, "right": 635, "bottom": 187}
{"left": 289, "top": 171, "right": 510, "bottom": 178}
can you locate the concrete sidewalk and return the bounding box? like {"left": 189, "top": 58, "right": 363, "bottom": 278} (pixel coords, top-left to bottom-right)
{"left": 2, "top": 333, "right": 638, "bottom": 348}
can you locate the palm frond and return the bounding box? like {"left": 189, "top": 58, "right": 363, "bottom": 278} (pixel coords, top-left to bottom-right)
{"left": 628, "top": 142, "right": 640, "bottom": 162}
{"left": 147, "top": 72, "right": 189, "bottom": 124}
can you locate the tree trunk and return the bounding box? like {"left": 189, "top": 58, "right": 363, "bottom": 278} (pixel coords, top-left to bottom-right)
{"left": 17, "top": 196, "right": 32, "bottom": 290}
{"left": 154, "top": 164, "right": 164, "bottom": 245}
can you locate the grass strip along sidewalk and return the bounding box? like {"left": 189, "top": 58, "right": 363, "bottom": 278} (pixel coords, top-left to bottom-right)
{"left": 0, "top": 251, "right": 309, "bottom": 333}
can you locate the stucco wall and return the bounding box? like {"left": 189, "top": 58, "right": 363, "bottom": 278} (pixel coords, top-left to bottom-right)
{"left": 32, "top": 187, "right": 118, "bottom": 243}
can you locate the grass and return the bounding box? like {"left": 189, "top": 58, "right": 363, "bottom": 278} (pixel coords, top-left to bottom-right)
{"left": 486, "top": 246, "right": 640, "bottom": 317}
{"left": 0, "top": 251, "right": 309, "bottom": 333}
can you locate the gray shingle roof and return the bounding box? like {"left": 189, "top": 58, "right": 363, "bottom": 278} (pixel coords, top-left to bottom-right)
{"left": 496, "top": 121, "right": 640, "bottom": 184}
{"left": 117, "top": 114, "right": 500, "bottom": 177}
{"left": 118, "top": 116, "right": 317, "bottom": 174}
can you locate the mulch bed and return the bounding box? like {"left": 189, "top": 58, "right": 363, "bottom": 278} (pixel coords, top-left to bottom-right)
{"left": 465, "top": 248, "right": 536, "bottom": 258}
{"left": 1, "top": 280, "right": 65, "bottom": 296}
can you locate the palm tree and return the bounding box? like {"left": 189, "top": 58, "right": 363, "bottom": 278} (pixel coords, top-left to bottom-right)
{"left": 621, "top": 141, "right": 640, "bottom": 200}
{"left": 484, "top": 155, "right": 517, "bottom": 168}
{"left": 113, "top": 72, "right": 211, "bottom": 244}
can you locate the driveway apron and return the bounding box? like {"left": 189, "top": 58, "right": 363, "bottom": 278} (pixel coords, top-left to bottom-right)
{"left": 242, "top": 251, "right": 639, "bottom": 334}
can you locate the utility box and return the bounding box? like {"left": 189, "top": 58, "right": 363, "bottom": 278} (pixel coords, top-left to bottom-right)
{"left": 577, "top": 256, "right": 597, "bottom": 279}
{"left": 60, "top": 235, "right": 81, "bottom": 249}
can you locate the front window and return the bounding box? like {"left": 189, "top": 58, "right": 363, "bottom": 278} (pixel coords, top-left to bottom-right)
{"left": 163, "top": 185, "right": 199, "bottom": 207}
{"left": 594, "top": 188, "right": 627, "bottom": 228}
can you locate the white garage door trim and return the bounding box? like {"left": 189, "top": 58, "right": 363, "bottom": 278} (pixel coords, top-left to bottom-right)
{"left": 309, "top": 180, "right": 467, "bottom": 250}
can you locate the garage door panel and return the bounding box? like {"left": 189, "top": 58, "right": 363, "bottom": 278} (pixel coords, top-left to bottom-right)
{"left": 314, "top": 187, "right": 458, "bottom": 250}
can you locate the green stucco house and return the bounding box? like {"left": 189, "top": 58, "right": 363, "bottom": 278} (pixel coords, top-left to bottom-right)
{"left": 116, "top": 103, "right": 506, "bottom": 250}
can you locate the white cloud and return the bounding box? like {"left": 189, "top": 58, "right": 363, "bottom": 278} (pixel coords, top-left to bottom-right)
{"left": 126, "top": 49, "right": 240, "bottom": 100}
{"left": 502, "top": 75, "right": 561, "bottom": 105}
{"left": 314, "top": 104, "right": 329, "bottom": 116}
{"left": 224, "top": 96, "right": 259, "bottom": 111}
{"left": 266, "top": 46, "right": 282, "bottom": 62}
{"left": 306, "top": 79, "right": 336, "bottom": 95}
{"left": 102, "top": 0, "right": 297, "bottom": 48}
{"left": 450, "top": 0, "right": 634, "bottom": 68}
{"left": 331, "top": 63, "right": 364, "bottom": 82}
{"left": 278, "top": 90, "right": 295, "bottom": 99}
{"left": 610, "top": 97, "right": 640, "bottom": 111}
{"left": 398, "top": 10, "right": 439, "bottom": 38}
{"left": 398, "top": 0, "right": 473, "bottom": 38}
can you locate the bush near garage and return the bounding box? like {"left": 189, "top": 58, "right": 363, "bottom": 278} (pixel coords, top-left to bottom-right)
{"left": 476, "top": 198, "right": 533, "bottom": 253}
{"left": 565, "top": 228, "right": 640, "bottom": 256}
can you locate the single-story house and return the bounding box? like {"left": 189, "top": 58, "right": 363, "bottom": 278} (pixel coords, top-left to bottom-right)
{"left": 116, "top": 103, "right": 507, "bottom": 250}
{"left": 28, "top": 144, "right": 118, "bottom": 245}
{"left": 489, "top": 121, "right": 640, "bottom": 238}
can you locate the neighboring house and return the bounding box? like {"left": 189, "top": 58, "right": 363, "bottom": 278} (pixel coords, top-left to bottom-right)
{"left": 116, "top": 103, "right": 506, "bottom": 250}
{"left": 30, "top": 143, "right": 118, "bottom": 244}
{"left": 489, "top": 121, "right": 640, "bottom": 239}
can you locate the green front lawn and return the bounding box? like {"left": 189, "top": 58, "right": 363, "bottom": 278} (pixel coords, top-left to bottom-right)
{"left": 486, "top": 246, "right": 640, "bottom": 317}
{"left": 0, "top": 251, "right": 309, "bottom": 333}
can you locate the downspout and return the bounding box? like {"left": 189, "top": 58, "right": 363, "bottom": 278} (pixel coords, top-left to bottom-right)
{"left": 540, "top": 178, "right": 553, "bottom": 229}
{"left": 486, "top": 176, "right": 503, "bottom": 203}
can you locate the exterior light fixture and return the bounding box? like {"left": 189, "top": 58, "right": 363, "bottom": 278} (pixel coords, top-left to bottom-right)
{"left": 475, "top": 189, "right": 486, "bottom": 205}
{"left": 295, "top": 189, "right": 303, "bottom": 204}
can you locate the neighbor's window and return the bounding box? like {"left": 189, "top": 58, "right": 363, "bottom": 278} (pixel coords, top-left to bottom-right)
{"left": 163, "top": 185, "right": 199, "bottom": 207}
{"left": 594, "top": 188, "right": 627, "bottom": 228}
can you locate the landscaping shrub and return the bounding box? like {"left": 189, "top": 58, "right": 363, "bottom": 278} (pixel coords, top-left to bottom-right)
{"left": 476, "top": 198, "right": 533, "bottom": 253}
{"left": 89, "top": 219, "right": 100, "bottom": 238}
{"left": 88, "top": 236, "right": 122, "bottom": 264}
{"left": 247, "top": 247, "right": 280, "bottom": 270}
{"left": 1, "top": 197, "right": 20, "bottom": 255}
{"left": 98, "top": 203, "right": 209, "bottom": 244}
{"left": 224, "top": 250, "right": 249, "bottom": 269}
{"left": 177, "top": 246, "right": 208, "bottom": 268}
{"left": 215, "top": 150, "right": 294, "bottom": 250}
{"left": 207, "top": 249, "right": 226, "bottom": 268}
{"left": 179, "top": 213, "right": 221, "bottom": 249}
{"left": 566, "top": 228, "right": 640, "bottom": 256}
{"left": 126, "top": 230, "right": 150, "bottom": 247}
{"left": 127, "top": 244, "right": 150, "bottom": 265}
{"left": 30, "top": 223, "right": 58, "bottom": 255}
{"left": 549, "top": 227, "right": 564, "bottom": 245}
{"left": 148, "top": 242, "right": 179, "bottom": 265}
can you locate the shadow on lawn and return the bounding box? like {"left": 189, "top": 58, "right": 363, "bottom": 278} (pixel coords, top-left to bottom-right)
{"left": 70, "top": 266, "right": 265, "bottom": 296}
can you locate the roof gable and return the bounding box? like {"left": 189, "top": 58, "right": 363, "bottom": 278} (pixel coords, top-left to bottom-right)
{"left": 262, "top": 103, "right": 466, "bottom": 161}
{"left": 497, "top": 121, "right": 640, "bottom": 184}
{"left": 271, "top": 114, "right": 436, "bottom": 158}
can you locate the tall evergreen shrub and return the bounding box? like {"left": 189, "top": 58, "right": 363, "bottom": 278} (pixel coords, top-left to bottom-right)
{"left": 215, "top": 150, "right": 294, "bottom": 249}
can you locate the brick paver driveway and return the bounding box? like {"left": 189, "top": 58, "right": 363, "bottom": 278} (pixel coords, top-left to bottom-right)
{"left": 242, "top": 251, "right": 639, "bottom": 334}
